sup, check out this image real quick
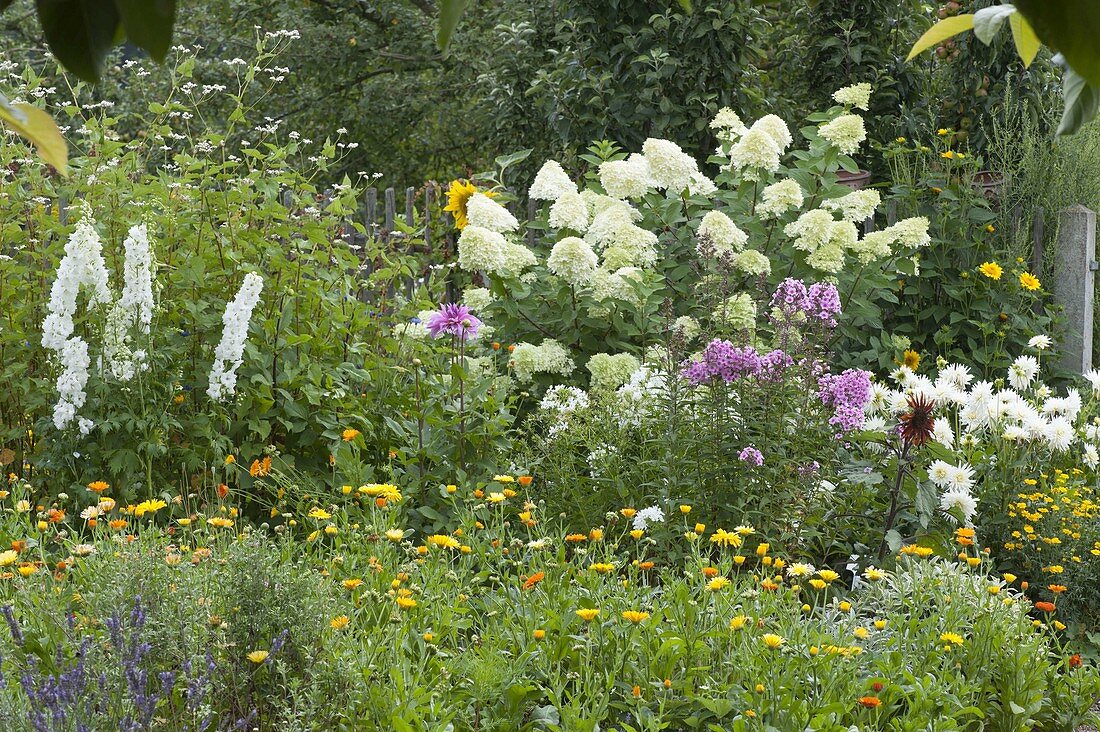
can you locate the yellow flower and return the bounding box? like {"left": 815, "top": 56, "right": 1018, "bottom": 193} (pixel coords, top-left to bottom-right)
{"left": 853, "top": 627, "right": 870, "bottom": 640}
{"left": 710, "top": 528, "right": 743, "bottom": 548}
{"left": 206, "top": 517, "right": 234, "bottom": 529}
{"left": 729, "top": 615, "right": 749, "bottom": 631}
{"left": 0, "top": 550, "right": 17, "bottom": 567}
{"left": 247, "top": 650, "right": 269, "bottom": 664}
{"left": 762, "top": 633, "right": 785, "bottom": 649}
{"left": 17, "top": 564, "right": 37, "bottom": 577}
{"left": 342, "top": 578, "right": 363, "bottom": 590}
{"left": 1019, "top": 272, "right": 1041, "bottom": 291}
{"left": 591, "top": 562, "right": 615, "bottom": 574}
{"left": 706, "top": 577, "right": 731, "bottom": 592}
{"left": 937, "top": 128, "right": 950, "bottom": 136}
{"left": 694, "top": 523, "right": 705, "bottom": 534}
{"left": 576, "top": 608, "right": 600, "bottom": 622}
{"left": 487, "top": 492, "right": 506, "bottom": 503}
{"left": 809, "top": 579, "right": 827, "bottom": 590}
{"left": 978, "top": 261, "right": 1003, "bottom": 280}
{"left": 308, "top": 508, "right": 332, "bottom": 520}
{"left": 622, "top": 610, "right": 650, "bottom": 624}
{"left": 874, "top": 619, "right": 887, "bottom": 630}
{"left": 385, "top": 529, "right": 405, "bottom": 542}
{"left": 492, "top": 474, "right": 515, "bottom": 484}
{"left": 426, "top": 534, "right": 461, "bottom": 549}
{"left": 133, "top": 499, "right": 167, "bottom": 517}
{"left": 224, "top": 455, "right": 235, "bottom": 465}
{"left": 1003, "top": 573, "right": 1017, "bottom": 583}
{"left": 679, "top": 505, "right": 691, "bottom": 514}
{"left": 330, "top": 615, "right": 350, "bottom": 629}
{"left": 630, "top": 529, "right": 645, "bottom": 540}
{"left": 940, "top": 632, "right": 964, "bottom": 647}
{"left": 533, "top": 629, "right": 546, "bottom": 640}
{"left": 838, "top": 601, "right": 852, "bottom": 612}
{"left": 444, "top": 179, "right": 496, "bottom": 230}
{"left": 341, "top": 428, "right": 361, "bottom": 442}
{"left": 902, "top": 349, "right": 920, "bottom": 370}
{"left": 817, "top": 569, "right": 840, "bottom": 584}
{"left": 734, "top": 525, "right": 756, "bottom": 536}
{"left": 755, "top": 543, "right": 770, "bottom": 557}
{"left": 941, "top": 150, "right": 955, "bottom": 159}
{"left": 395, "top": 596, "right": 417, "bottom": 609}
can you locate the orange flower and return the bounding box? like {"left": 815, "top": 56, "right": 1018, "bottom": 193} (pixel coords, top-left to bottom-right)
{"left": 1069, "top": 654, "right": 1083, "bottom": 668}
{"left": 858, "top": 696, "right": 881, "bottom": 708}
{"left": 638, "top": 561, "right": 655, "bottom": 570}
{"left": 702, "top": 566, "right": 719, "bottom": 578}
{"left": 518, "top": 475, "right": 533, "bottom": 487}
{"left": 632, "top": 685, "right": 641, "bottom": 699}
{"left": 87, "top": 481, "right": 110, "bottom": 494}
{"left": 565, "top": 534, "right": 587, "bottom": 543}
{"left": 1048, "top": 584, "right": 1067, "bottom": 594}
{"left": 522, "top": 572, "right": 545, "bottom": 590}
{"left": 47, "top": 508, "right": 65, "bottom": 523}
{"left": 108, "top": 519, "right": 128, "bottom": 530}
{"left": 1034, "top": 601, "right": 1056, "bottom": 613}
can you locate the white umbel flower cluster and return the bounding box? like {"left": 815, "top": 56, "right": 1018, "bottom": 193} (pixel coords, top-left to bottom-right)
{"left": 207, "top": 273, "right": 264, "bottom": 402}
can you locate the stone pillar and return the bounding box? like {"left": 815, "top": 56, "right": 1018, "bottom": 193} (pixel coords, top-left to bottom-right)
{"left": 1054, "top": 205, "right": 1096, "bottom": 374}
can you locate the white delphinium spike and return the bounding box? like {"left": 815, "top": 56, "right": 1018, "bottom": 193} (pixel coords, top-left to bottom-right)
{"left": 52, "top": 336, "right": 91, "bottom": 430}
{"left": 41, "top": 215, "right": 112, "bottom": 352}
{"left": 208, "top": 273, "right": 264, "bottom": 401}
{"left": 104, "top": 224, "right": 156, "bottom": 380}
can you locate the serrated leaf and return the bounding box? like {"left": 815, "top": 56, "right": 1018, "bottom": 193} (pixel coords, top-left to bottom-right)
{"left": 1057, "top": 67, "right": 1100, "bottom": 136}
{"left": 1009, "top": 13, "right": 1040, "bottom": 67}
{"left": 0, "top": 95, "right": 68, "bottom": 174}
{"left": 35, "top": 0, "right": 121, "bottom": 82}
{"left": 973, "top": 4, "right": 1016, "bottom": 45}
{"left": 116, "top": 0, "right": 176, "bottom": 61}
{"left": 906, "top": 14, "right": 975, "bottom": 61}
{"left": 437, "top": 0, "right": 470, "bottom": 52}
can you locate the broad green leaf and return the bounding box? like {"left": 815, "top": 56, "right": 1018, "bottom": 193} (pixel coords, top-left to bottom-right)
{"left": 1017, "top": 0, "right": 1100, "bottom": 86}
{"left": 676, "top": 0, "right": 692, "bottom": 12}
{"left": 1009, "top": 13, "right": 1041, "bottom": 67}
{"left": 35, "top": 0, "right": 121, "bottom": 82}
{"left": 0, "top": 95, "right": 69, "bottom": 174}
{"left": 437, "top": 0, "right": 470, "bottom": 52}
{"left": 973, "top": 4, "right": 1015, "bottom": 45}
{"left": 116, "top": 0, "right": 176, "bottom": 61}
{"left": 1057, "top": 67, "right": 1100, "bottom": 136}
{"left": 906, "top": 14, "right": 975, "bottom": 61}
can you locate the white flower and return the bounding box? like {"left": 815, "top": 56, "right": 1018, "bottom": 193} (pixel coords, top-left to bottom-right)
{"left": 806, "top": 242, "right": 845, "bottom": 273}
{"left": 633, "top": 505, "right": 665, "bottom": 531}
{"left": 885, "top": 217, "right": 931, "bottom": 248}
{"left": 548, "top": 237, "right": 599, "bottom": 287}
{"left": 757, "top": 179, "right": 804, "bottom": 218}
{"left": 1008, "top": 355, "right": 1039, "bottom": 390}
{"left": 785, "top": 209, "right": 836, "bottom": 254}
{"left": 103, "top": 223, "right": 156, "bottom": 381}
{"left": 587, "top": 352, "right": 641, "bottom": 391}
{"left": 688, "top": 171, "right": 717, "bottom": 196}
{"left": 1003, "top": 424, "right": 1028, "bottom": 441}
{"left": 42, "top": 214, "right": 113, "bottom": 352}
{"left": 548, "top": 191, "right": 590, "bottom": 231}
{"left": 1044, "top": 416, "right": 1075, "bottom": 451}
{"left": 818, "top": 114, "right": 866, "bottom": 155}
{"left": 947, "top": 463, "right": 975, "bottom": 492}
{"left": 540, "top": 385, "right": 590, "bottom": 414}
{"left": 832, "top": 82, "right": 872, "bottom": 111}
{"left": 673, "top": 315, "right": 700, "bottom": 341}
{"left": 727, "top": 127, "right": 781, "bottom": 178}
{"left": 933, "top": 420, "right": 955, "bottom": 449}
{"left": 734, "top": 249, "right": 771, "bottom": 277}
{"left": 642, "top": 138, "right": 698, "bottom": 192}
{"left": 500, "top": 242, "right": 537, "bottom": 275}
{"left": 466, "top": 193, "right": 519, "bottom": 233}
{"left": 697, "top": 210, "right": 747, "bottom": 255}
{"left": 529, "top": 160, "right": 576, "bottom": 201}
{"left": 53, "top": 336, "right": 91, "bottom": 430}
{"left": 1084, "top": 369, "right": 1100, "bottom": 396}
{"left": 599, "top": 154, "right": 654, "bottom": 199}
{"left": 462, "top": 287, "right": 494, "bottom": 312}
{"left": 928, "top": 460, "right": 954, "bottom": 488}
{"left": 207, "top": 273, "right": 263, "bottom": 402}
{"left": 601, "top": 224, "right": 658, "bottom": 269}
{"left": 586, "top": 199, "right": 641, "bottom": 251}
{"left": 752, "top": 114, "right": 792, "bottom": 152}
{"left": 940, "top": 488, "right": 978, "bottom": 526}
{"left": 938, "top": 363, "right": 973, "bottom": 391}
{"left": 822, "top": 189, "right": 880, "bottom": 223}
{"left": 787, "top": 562, "right": 816, "bottom": 578}
{"left": 510, "top": 339, "right": 575, "bottom": 382}
{"left": 710, "top": 107, "right": 747, "bottom": 134}
{"left": 458, "top": 226, "right": 532, "bottom": 275}
{"left": 1083, "top": 443, "right": 1100, "bottom": 469}
{"left": 1028, "top": 334, "right": 1052, "bottom": 350}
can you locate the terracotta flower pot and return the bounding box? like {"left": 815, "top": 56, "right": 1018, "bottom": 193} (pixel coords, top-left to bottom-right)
{"left": 972, "top": 170, "right": 1004, "bottom": 201}
{"left": 837, "top": 169, "right": 871, "bottom": 190}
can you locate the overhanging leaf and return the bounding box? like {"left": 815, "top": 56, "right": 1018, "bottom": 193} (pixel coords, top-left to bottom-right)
{"left": 973, "top": 4, "right": 1015, "bottom": 45}
{"left": 116, "top": 0, "right": 176, "bottom": 62}
{"left": 676, "top": 0, "right": 693, "bottom": 13}
{"left": 1009, "top": 13, "right": 1041, "bottom": 67}
{"left": 1016, "top": 0, "right": 1100, "bottom": 86}
{"left": 437, "top": 0, "right": 470, "bottom": 52}
{"left": 906, "top": 14, "right": 975, "bottom": 61}
{"left": 0, "top": 95, "right": 69, "bottom": 174}
{"left": 1056, "top": 66, "right": 1100, "bottom": 136}
{"left": 35, "top": 0, "right": 121, "bottom": 82}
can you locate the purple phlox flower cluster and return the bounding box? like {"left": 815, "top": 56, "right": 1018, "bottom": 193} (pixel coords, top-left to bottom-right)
{"left": 797, "top": 461, "right": 821, "bottom": 477}
{"left": 769, "top": 279, "right": 842, "bottom": 329}
{"left": 682, "top": 339, "right": 762, "bottom": 385}
{"left": 818, "top": 368, "right": 872, "bottom": 432}
{"left": 425, "top": 303, "right": 482, "bottom": 341}
{"left": 738, "top": 446, "right": 764, "bottom": 466}
{"left": 758, "top": 349, "right": 794, "bottom": 381}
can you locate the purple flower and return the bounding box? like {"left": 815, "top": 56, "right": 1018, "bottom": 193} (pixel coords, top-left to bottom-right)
{"left": 769, "top": 279, "right": 842, "bottom": 331}
{"left": 818, "top": 368, "right": 872, "bottom": 432}
{"left": 682, "top": 339, "right": 762, "bottom": 385}
{"left": 758, "top": 349, "right": 793, "bottom": 381}
{"left": 738, "top": 446, "right": 764, "bottom": 466}
{"left": 424, "top": 303, "right": 482, "bottom": 341}
{"left": 806, "top": 282, "right": 841, "bottom": 328}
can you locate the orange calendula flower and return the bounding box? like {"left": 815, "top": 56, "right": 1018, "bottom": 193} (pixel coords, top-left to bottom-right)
{"left": 564, "top": 533, "right": 587, "bottom": 543}
{"left": 858, "top": 696, "right": 881, "bottom": 708}
{"left": 87, "top": 481, "right": 110, "bottom": 494}
{"left": 1035, "top": 601, "right": 1056, "bottom": 613}
{"left": 341, "top": 428, "right": 361, "bottom": 442}
{"left": 330, "top": 615, "right": 350, "bottom": 630}
{"left": 342, "top": 578, "right": 363, "bottom": 590}
{"left": 622, "top": 610, "right": 650, "bottom": 624}
{"left": 1048, "top": 584, "right": 1067, "bottom": 594}
{"left": 518, "top": 475, "right": 533, "bottom": 487}
{"left": 522, "top": 572, "right": 545, "bottom": 590}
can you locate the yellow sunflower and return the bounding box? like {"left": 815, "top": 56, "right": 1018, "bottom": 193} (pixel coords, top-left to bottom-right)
{"left": 1019, "top": 272, "right": 1041, "bottom": 291}
{"left": 978, "top": 261, "right": 1003, "bottom": 280}
{"left": 443, "top": 179, "right": 497, "bottom": 231}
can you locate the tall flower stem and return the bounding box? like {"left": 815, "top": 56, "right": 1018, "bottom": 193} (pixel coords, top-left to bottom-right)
{"left": 877, "top": 441, "right": 911, "bottom": 561}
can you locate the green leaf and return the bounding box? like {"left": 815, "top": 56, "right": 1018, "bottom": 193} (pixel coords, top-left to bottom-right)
{"left": 906, "top": 14, "right": 975, "bottom": 61}
{"left": 35, "top": 0, "right": 121, "bottom": 82}
{"left": 1056, "top": 66, "right": 1100, "bottom": 136}
{"left": 676, "top": 0, "right": 692, "bottom": 12}
{"left": 0, "top": 95, "right": 69, "bottom": 174}
{"left": 437, "top": 0, "right": 470, "bottom": 52}
{"left": 973, "top": 4, "right": 1016, "bottom": 45}
{"left": 116, "top": 0, "right": 176, "bottom": 62}
{"left": 1009, "top": 13, "right": 1041, "bottom": 67}
{"left": 1017, "top": 0, "right": 1100, "bottom": 86}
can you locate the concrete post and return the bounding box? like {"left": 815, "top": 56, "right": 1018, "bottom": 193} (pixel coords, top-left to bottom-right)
{"left": 1054, "top": 205, "right": 1096, "bottom": 375}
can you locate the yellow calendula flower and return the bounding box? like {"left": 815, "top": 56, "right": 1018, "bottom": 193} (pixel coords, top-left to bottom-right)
{"left": 342, "top": 578, "right": 363, "bottom": 590}
{"left": 809, "top": 578, "right": 827, "bottom": 590}
{"left": 762, "top": 633, "right": 785, "bottom": 649}
{"left": 591, "top": 562, "right": 615, "bottom": 574}
{"left": 1019, "top": 272, "right": 1041, "bottom": 291}
{"left": 247, "top": 650, "right": 269, "bottom": 664}
{"left": 206, "top": 517, "right": 234, "bottom": 529}
{"left": 341, "top": 428, "right": 361, "bottom": 442}
{"left": 978, "top": 261, "right": 1003, "bottom": 280}
{"left": 710, "top": 528, "right": 743, "bottom": 548}
{"left": 940, "top": 632, "right": 964, "bottom": 647}
{"left": 308, "top": 508, "right": 332, "bottom": 520}
{"left": 0, "top": 550, "right": 18, "bottom": 567}
{"left": 622, "top": 610, "right": 650, "bottom": 624}
{"left": 385, "top": 529, "right": 405, "bottom": 542}
{"left": 729, "top": 615, "right": 749, "bottom": 631}
{"left": 853, "top": 627, "right": 870, "bottom": 640}
{"left": 395, "top": 596, "right": 417, "bottom": 609}
{"left": 817, "top": 569, "right": 840, "bottom": 584}
{"left": 427, "top": 534, "right": 460, "bottom": 549}
{"left": 576, "top": 608, "right": 600, "bottom": 622}
{"left": 706, "top": 577, "right": 732, "bottom": 592}
{"left": 330, "top": 615, "right": 350, "bottom": 630}
{"left": 133, "top": 499, "right": 167, "bottom": 517}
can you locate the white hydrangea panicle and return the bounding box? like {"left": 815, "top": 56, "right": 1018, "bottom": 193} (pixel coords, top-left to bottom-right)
{"left": 52, "top": 336, "right": 91, "bottom": 430}
{"left": 586, "top": 352, "right": 641, "bottom": 391}
{"left": 500, "top": 241, "right": 537, "bottom": 275}
{"left": 547, "top": 237, "right": 599, "bottom": 287}
{"left": 42, "top": 214, "right": 113, "bottom": 352}
{"left": 710, "top": 107, "right": 747, "bottom": 135}
{"left": 461, "top": 287, "right": 494, "bottom": 312}
{"left": 529, "top": 160, "right": 577, "bottom": 201}
{"left": 599, "top": 154, "right": 654, "bottom": 200}
{"left": 752, "top": 114, "right": 792, "bottom": 152}
{"left": 785, "top": 209, "right": 836, "bottom": 254}
{"left": 509, "top": 339, "right": 575, "bottom": 382}
{"left": 832, "top": 83, "right": 872, "bottom": 111}
{"left": 601, "top": 224, "right": 658, "bottom": 269}
{"left": 822, "top": 189, "right": 880, "bottom": 223}
{"left": 641, "top": 138, "right": 698, "bottom": 193}
{"left": 465, "top": 192, "right": 519, "bottom": 233}
{"left": 818, "top": 114, "right": 867, "bottom": 155}
{"left": 727, "top": 127, "right": 781, "bottom": 179}
{"left": 734, "top": 249, "right": 771, "bottom": 277}
{"left": 208, "top": 273, "right": 264, "bottom": 402}
{"left": 457, "top": 226, "right": 509, "bottom": 273}
{"left": 757, "top": 179, "right": 804, "bottom": 218}
{"left": 585, "top": 199, "right": 642, "bottom": 251}
{"left": 848, "top": 230, "right": 894, "bottom": 265}
{"left": 672, "top": 315, "right": 700, "bottom": 342}
{"left": 697, "top": 210, "right": 747, "bottom": 255}
{"left": 885, "top": 217, "right": 931, "bottom": 248}
{"left": 688, "top": 171, "right": 717, "bottom": 196}
{"left": 548, "top": 191, "right": 589, "bottom": 231}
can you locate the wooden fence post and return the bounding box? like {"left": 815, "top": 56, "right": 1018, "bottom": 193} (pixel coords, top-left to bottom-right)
{"left": 1053, "top": 205, "right": 1096, "bottom": 374}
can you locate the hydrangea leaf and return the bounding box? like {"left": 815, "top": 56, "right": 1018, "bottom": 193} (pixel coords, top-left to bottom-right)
{"left": 0, "top": 95, "right": 69, "bottom": 175}
{"left": 906, "top": 14, "right": 975, "bottom": 61}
